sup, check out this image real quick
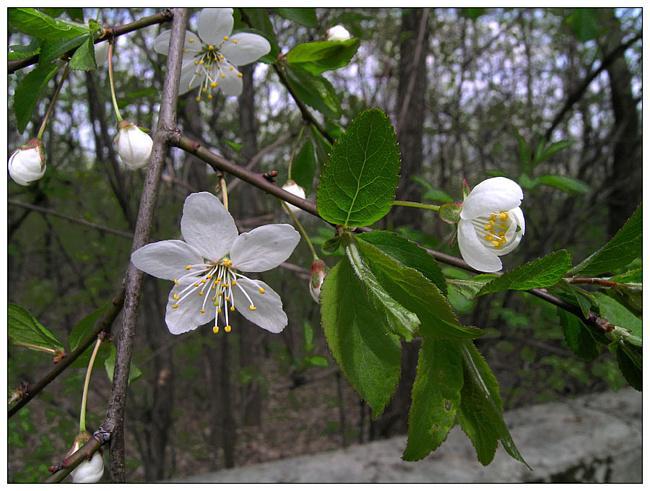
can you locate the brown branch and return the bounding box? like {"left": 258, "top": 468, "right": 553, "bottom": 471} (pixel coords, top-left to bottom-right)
{"left": 45, "top": 434, "right": 103, "bottom": 483}
{"left": 566, "top": 277, "right": 620, "bottom": 288}
{"left": 8, "top": 10, "right": 173, "bottom": 74}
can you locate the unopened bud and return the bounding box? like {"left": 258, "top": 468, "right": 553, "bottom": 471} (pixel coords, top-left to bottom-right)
{"left": 326, "top": 25, "right": 351, "bottom": 42}
{"left": 309, "top": 259, "right": 327, "bottom": 303}
{"left": 66, "top": 432, "right": 104, "bottom": 484}
{"left": 94, "top": 41, "right": 109, "bottom": 68}
{"left": 8, "top": 139, "right": 46, "bottom": 186}
{"left": 282, "top": 180, "right": 306, "bottom": 214}
{"left": 114, "top": 121, "right": 153, "bottom": 170}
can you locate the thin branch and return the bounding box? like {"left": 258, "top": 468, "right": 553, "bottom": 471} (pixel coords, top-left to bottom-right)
{"left": 566, "top": 277, "right": 620, "bottom": 288}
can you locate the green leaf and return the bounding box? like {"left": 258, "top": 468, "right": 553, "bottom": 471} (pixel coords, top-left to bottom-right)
{"left": 592, "top": 292, "right": 642, "bottom": 339}
{"left": 8, "top": 304, "right": 64, "bottom": 354}
{"left": 359, "top": 230, "right": 447, "bottom": 295}
{"left": 68, "top": 305, "right": 108, "bottom": 352}
{"left": 558, "top": 310, "right": 599, "bottom": 361}
{"left": 65, "top": 8, "right": 84, "bottom": 22}
{"left": 571, "top": 206, "right": 641, "bottom": 276}
{"left": 514, "top": 128, "right": 531, "bottom": 172}
{"left": 305, "top": 355, "right": 329, "bottom": 368}
{"left": 239, "top": 8, "right": 280, "bottom": 62}
{"left": 274, "top": 7, "right": 318, "bottom": 27}
{"left": 317, "top": 109, "right": 400, "bottom": 227}
{"left": 303, "top": 321, "right": 315, "bottom": 352}
{"left": 479, "top": 250, "right": 572, "bottom": 296}
{"left": 13, "top": 61, "right": 60, "bottom": 133}
{"left": 104, "top": 345, "right": 142, "bottom": 384}
{"left": 423, "top": 189, "right": 454, "bottom": 203}
{"left": 9, "top": 8, "right": 87, "bottom": 41}
{"left": 355, "top": 237, "right": 483, "bottom": 339}
{"left": 616, "top": 343, "right": 642, "bottom": 391}
{"left": 284, "top": 64, "right": 341, "bottom": 118}
{"left": 458, "top": 343, "right": 528, "bottom": 467}
{"left": 533, "top": 139, "right": 572, "bottom": 166}
{"left": 321, "top": 258, "right": 402, "bottom": 417}
{"left": 8, "top": 41, "right": 40, "bottom": 61}
{"left": 565, "top": 8, "right": 602, "bottom": 42}
{"left": 403, "top": 338, "right": 464, "bottom": 461}
{"left": 537, "top": 175, "right": 590, "bottom": 195}
{"left": 460, "top": 8, "right": 487, "bottom": 20}
{"left": 39, "top": 32, "right": 89, "bottom": 64}
{"left": 292, "top": 138, "right": 318, "bottom": 191}
{"left": 447, "top": 276, "right": 496, "bottom": 300}
{"left": 69, "top": 35, "right": 97, "bottom": 71}
{"left": 287, "top": 38, "right": 360, "bottom": 75}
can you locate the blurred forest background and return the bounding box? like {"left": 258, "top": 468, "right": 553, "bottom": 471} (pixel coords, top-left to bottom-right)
{"left": 7, "top": 7, "right": 642, "bottom": 482}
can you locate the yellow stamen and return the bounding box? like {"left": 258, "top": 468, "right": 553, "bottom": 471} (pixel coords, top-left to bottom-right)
{"left": 237, "top": 72, "right": 243, "bottom": 79}
{"left": 200, "top": 309, "right": 206, "bottom": 314}
{"left": 230, "top": 306, "right": 235, "bottom": 312}
{"left": 199, "top": 291, "right": 205, "bottom": 296}
{"left": 173, "top": 293, "right": 180, "bottom": 300}
{"left": 258, "top": 287, "right": 266, "bottom": 294}
{"left": 491, "top": 240, "right": 501, "bottom": 248}
{"left": 249, "top": 305, "right": 256, "bottom": 311}
{"left": 231, "top": 280, "right": 237, "bottom": 286}
{"left": 185, "top": 265, "right": 192, "bottom": 270}
{"left": 210, "top": 81, "right": 218, "bottom": 88}
{"left": 484, "top": 223, "right": 493, "bottom": 230}
{"left": 213, "top": 326, "right": 219, "bottom": 334}
{"left": 172, "top": 304, "right": 179, "bottom": 310}
{"left": 223, "top": 36, "right": 229, "bottom": 41}
{"left": 208, "top": 44, "right": 215, "bottom": 50}
{"left": 499, "top": 212, "right": 508, "bottom": 221}
{"left": 195, "top": 96, "right": 201, "bottom": 102}
{"left": 224, "top": 325, "right": 232, "bottom": 333}
{"left": 222, "top": 258, "right": 233, "bottom": 268}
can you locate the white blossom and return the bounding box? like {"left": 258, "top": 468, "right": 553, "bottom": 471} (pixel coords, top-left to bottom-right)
{"left": 309, "top": 259, "right": 327, "bottom": 303}
{"left": 94, "top": 41, "right": 109, "bottom": 67}
{"left": 153, "top": 8, "right": 270, "bottom": 99}
{"left": 131, "top": 192, "right": 300, "bottom": 335}
{"left": 326, "top": 25, "right": 351, "bottom": 41}
{"left": 457, "top": 177, "right": 525, "bottom": 272}
{"left": 282, "top": 180, "right": 307, "bottom": 214}
{"left": 8, "top": 139, "right": 46, "bottom": 186}
{"left": 71, "top": 453, "right": 104, "bottom": 484}
{"left": 114, "top": 121, "right": 153, "bottom": 170}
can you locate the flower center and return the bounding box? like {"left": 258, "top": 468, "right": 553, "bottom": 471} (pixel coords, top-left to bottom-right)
{"left": 171, "top": 258, "right": 266, "bottom": 334}
{"left": 190, "top": 38, "right": 243, "bottom": 102}
{"left": 473, "top": 211, "right": 513, "bottom": 250}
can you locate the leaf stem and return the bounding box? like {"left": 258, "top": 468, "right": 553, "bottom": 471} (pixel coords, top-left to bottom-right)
{"left": 107, "top": 41, "right": 123, "bottom": 122}
{"left": 79, "top": 337, "right": 103, "bottom": 433}
{"left": 36, "top": 63, "right": 70, "bottom": 140}
{"left": 282, "top": 201, "right": 318, "bottom": 260}
{"left": 392, "top": 200, "right": 440, "bottom": 212}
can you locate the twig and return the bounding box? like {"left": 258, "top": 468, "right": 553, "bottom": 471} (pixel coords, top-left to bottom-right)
{"left": 566, "top": 277, "right": 619, "bottom": 288}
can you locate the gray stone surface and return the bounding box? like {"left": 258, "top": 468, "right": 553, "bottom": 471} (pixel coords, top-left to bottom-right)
{"left": 175, "top": 389, "right": 642, "bottom": 483}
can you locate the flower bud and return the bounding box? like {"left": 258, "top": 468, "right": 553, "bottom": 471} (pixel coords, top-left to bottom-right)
{"left": 94, "top": 41, "right": 109, "bottom": 68}
{"left": 326, "top": 25, "right": 351, "bottom": 42}
{"left": 66, "top": 432, "right": 104, "bottom": 484}
{"left": 8, "top": 139, "right": 46, "bottom": 186}
{"left": 309, "top": 259, "right": 327, "bottom": 303}
{"left": 114, "top": 121, "right": 153, "bottom": 170}
{"left": 282, "top": 180, "right": 306, "bottom": 214}
{"left": 438, "top": 202, "right": 462, "bottom": 224}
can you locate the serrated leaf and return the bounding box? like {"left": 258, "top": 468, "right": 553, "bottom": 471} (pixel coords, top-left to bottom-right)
{"left": 292, "top": 138, "right": 317, "bottom": 191}
{"left": 571, "top": 206, "right": 641, "bottom": 276}
{"left": 317, "top": 109, "right": 400, "bottom": 227}
{"left": 39, "top": 32, "right": 89, "bottom": 64}
{"left": 9, "top": 8, "right": 87, "bottom": 41}
{"left": 284, "top": 64, "right": 341, "bottom": 117}
{"left": 8, "top": 304, "right": 64, "bottom": 354}
{"left": 616, "top": 342, "right": 642, "bottom": 391}
{"left": 321, "top": 258, "right": 401, "bottom": 417}
{"left": 8, "top": 41, "right": 41, "bottom": 61}
{"left": 274, "top": 7, "right": 318, "bottom": 27}
{"left": 537, "top": 175, "right": 590, "bottom": 195}
{"left": 104, "top": 344, "right": 142, "bottom": 384}
{"left": 359, "top": 230, "right": 447, "bottom": 295}
{"left": 447, "top": 275, "right": 496, "bottom": 300}
{"left": 458, "top": 343, "right": 528, "bottom": 467}
{"left": 13, "top": 61, "right": 60, "bottom": 133}
{"left": 403, "top": 338, "right": 463, "bottom": 461}
{"left": 287, "top": 38, "right": 360, "bottom": 75}
{"left": 69, "top": 35, "right": 97, "bottom": 71}
{"left": 479, "top": 250, "right": 572, "bottom": 296}
{"left": 558, "top": 309, "right": 600, "bottom": 361}
{"left": 592, "top": 292, "right": 642, "bottom": 339}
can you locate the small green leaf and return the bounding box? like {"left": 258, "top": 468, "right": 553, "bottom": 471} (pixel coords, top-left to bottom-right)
{"left": 317, "top": 109, "right": 400, "bottom": 227}
{"left": 537, "top": 175, "right": 590, "bottom": 195}
{"left": 305, "top": 355, "right": 329, "bottom": 368}
{"left": 8, "top": 41, "right": 40, "bottom": 61}
{"left": 403, "top": 338, "right": 463, "bottom": 461}
{"left": 321, "top": 258, "right": 402, "bottom": 417}
{"left": 592, "top": 292, "right": 642, "bottom": 339}
{"left": 616, "top": 342, "right": 642, "bottom": 391}
{"left": 479, "top": 250, "right": 572, "bottom": 296}
{"left": 565, "top": 8, "right": 603, "bottom": 42}
{"left": 321, "top": 235, "right": 344, "bottom": 256}
{"left": 460, "top": 8, "right": 487, "bottom": 20}
{"left": 287, "top": 38, "right": 360, "bottom": 75}
{"left": 69, "top": 35, "right": 97, "bottom": 71}
{"left": 68, "top": 305, "right": 108, "bottom": 352}
{"left": 284, "top": 64, "right": 341, "bottom": 117}
{"left": 9, "top": 8, "right": 87, "bottom": 41}
{"left": 533, "top": 140, "right": 572, "bottom": 166}
{"left": 104, "top": 345, "right": 142, "bottom": 384}
{"left": 13, "top": 61, "right": 60, "bottom": 133}
{"left": 558, "top": 309, "right": 600, "bottom": 361}
{"left": 571, "top": 206, "right": 641, "bottom": 276}
{"left": 292, "top": 138, "right": 318, "bottom": 191}
{"left": 274, "top": 7, "right": 318, "bottom": 27}
{"left": 8, "top": 304, "right": 64, "bottom": 354}
{"left": 514, "top": 128, "right": 531, "bottom": 172}
{"left": 303, "top": 321, "right": 315, "bottom": 352}
{"left": 39, "top": 32, "right": 89, "bottom": 64}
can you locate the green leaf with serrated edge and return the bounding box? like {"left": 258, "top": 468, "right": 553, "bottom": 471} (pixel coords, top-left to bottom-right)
{"left": 39, "top": 32, "right": 89, "bottom": 64}
{"left": 447, "top": 276, "right": 496, "bottom": 300}
{"left": 8, "top": 304, "right": 64, "bottom": 354}
{"left": 8, "top": 41, "right": 41, "bottom": 61}
{"left": 274, "top": 7, "right": 318, "bottom": 27}
{"left": 317, "top": 109, "right": 400, "bottom": 227}
{"left": 9, "top": 8, "right": 87, "bottom": 41}
{"left": 537, "top": 175, "right": 590, "bottom": 195}
{"left": 479, "top": 250, "right": 572, "bottom": 296}
{"left": 284, "top": 64, "right": 341, "bottom": 117}
{"left": 558, "top": 309, "right": 599, "bottom": 361}
{"left": 321, "top": 258, "right": 401, "bottom": 417}
{"left": 616, "top": 342, "right": 641, "bottom": 391}
{"left": 321, "top": 235, "right": 343, "bottom": 256}
{"left": 355, "top": 237, "right": 482, "bottom": 339}
{"left": 458, "top": 343, "right": 529, "bottom": 468}
{"left": 69, "top": 35, "right": 97, "bottom": 70}
{"left": 345, "top": 237, "right": 420, "bottom": 340}
{"left": 359, "top": 230, "right": 447, "bottom": 295}
{"left": 105, "top": 344, "right": 142, "bottom": 384}
{"left": 292, "top": 138, "right": 317, "bottom": 191}
{"left": 592, "top": 292, "right": 642, "bottom": 339}
{"left": 287, "top": 38, "right": 360, "bottom": 75}
{"left": 571, "top": 206, "right": 641, "bottom": 276}
{"left": 403, "top": 338, "right": 463, "bottom": 461}
{"left": 13, "top": 61, "right": 60, "bottom": 133}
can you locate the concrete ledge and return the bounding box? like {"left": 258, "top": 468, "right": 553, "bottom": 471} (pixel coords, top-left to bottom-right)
{"left": 176, "top": 389, "right": 642, "bottom": 483}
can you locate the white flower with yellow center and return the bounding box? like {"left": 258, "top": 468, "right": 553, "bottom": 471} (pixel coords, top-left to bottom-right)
{"left": 131, "top": 192, "right": 300, "bottom": 334}
{"left": 457, "top": 177, "right": 525, "bottom": 273}
{"left": 153, "top": 8, "right": 270, "bottom": 100}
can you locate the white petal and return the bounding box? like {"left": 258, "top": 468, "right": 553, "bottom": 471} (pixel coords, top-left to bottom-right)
{"left": 233, "top": 277, "right": 287, "bottom": 333}
{"left": 198, "top": 8, "right": 234, "bottom": 46}
{"left": 71, "top": 453, "right": 104, "bottom": 483}
{"left": 230, "top": 224, "right": 300, "bottom": 272}
{"left": 131, "top": 240, "right": 203, "bottom": 280}
{"left": 510, "top": 206, "right": 525, "bottom": 236}
{"left": 458, "top": 219, "right": 502, "bottom": 272}
{"left": 282, "top": 180, "right": 307, "bottom": 214}
{"left": 220, "top": 33, "right": 271, "bottom": 66}
{"left": 165, "top": 279, "right": 215, "bottom": 335}
{"left": 154, "top": 30, "right": 202, "bottom": 58}
{"left": 177, "top": 61, "right": 204, "bottom": 95}
{"left": 94, "top": 41, "right": 109, "bottom": 67}
{"left": 181, "top": 192, "right": 238, "bottom": 260}
{"left": 460, "top": 177, "right": 523, "bottom": 220}
{"left": 216, "top": 61, "right": 243, "bottom": 96}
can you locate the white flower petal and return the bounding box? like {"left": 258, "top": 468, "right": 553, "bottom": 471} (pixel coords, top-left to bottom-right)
{"left": 216, "top": 61, "right": 243, "bottom": 96}
{"left": 181, "top": 192, "right": 238, "bottom": 260}
{"left": 71, "top": 453, "right": 104, "bottom": 484}
{"left": 94, "top": 41, "right": 109, "bottom": 67}
{"left": 282, "top": 180, "right": 307, "bottom": 214}
{"left": 131, "top": 240, "right": 203, "bottom": 280}
{"left": 460, "top": 177, "right": 523, "bottom": 220}
{"left": 510, "top": 206, "right": 525, "bottom": 236}
{"left": 154, "top": 30, "right": 202, "bottom": 58}
{"left": 177, "top": 61, "right": 204, "bottom": 95}
{"left": 458, "top": 219, "right": 502, "bottom": 272}
{"left": 220, "top": 32, "right": 271, "bottom": 66}
{"left": 495, "top": 231, "right": 523, "bottom": 256}
{"left": 165, "top": 279, "right": 215, "bottom": 335}
{"left": 198, "top": 8, "right": 234, "bottom": 46}
{"left": 233, "top": 277, "right": 287, "bottom": 333}
{"left": 230, "top": 224, "right": 300, "bottom": 272}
